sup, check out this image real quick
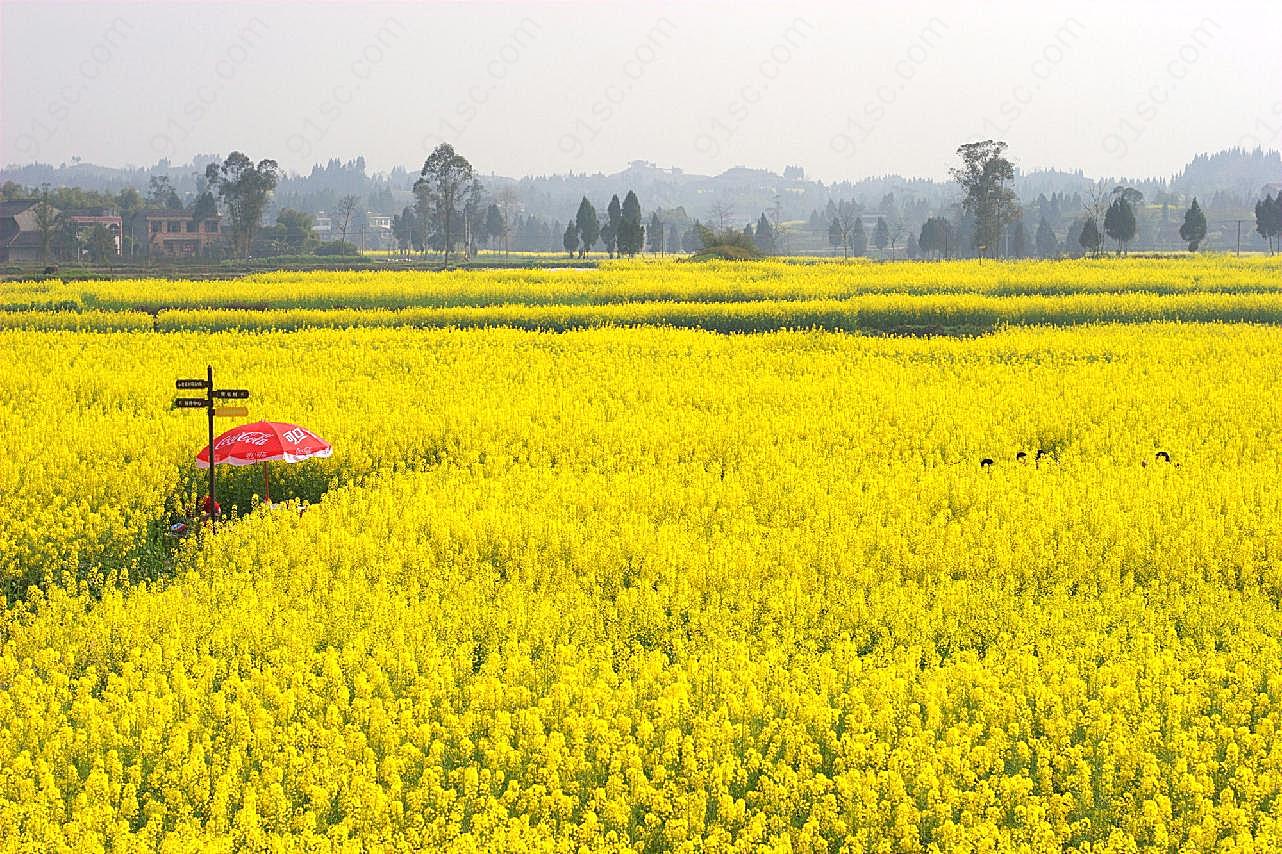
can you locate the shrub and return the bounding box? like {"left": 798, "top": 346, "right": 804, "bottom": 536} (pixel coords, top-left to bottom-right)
{"left": 315, "top": 240, "right": 362, "bottom": 256}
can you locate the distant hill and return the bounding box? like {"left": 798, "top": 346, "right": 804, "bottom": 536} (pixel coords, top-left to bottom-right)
{"left": 1170, "top": 148, "right": 1282, "bottom": 198}
{"left": 4, "top": 148, "right": 1279, "bottom": 228}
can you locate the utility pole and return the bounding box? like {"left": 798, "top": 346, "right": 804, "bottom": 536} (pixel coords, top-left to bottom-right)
{"left": 39, "top": 182, "right": 51, "bottom": 265}
{"left": 771, "top": 193, "right": 785, "bottom": 255}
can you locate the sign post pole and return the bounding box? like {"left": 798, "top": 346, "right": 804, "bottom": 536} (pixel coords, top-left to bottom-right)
{"left": 174, "top": 369, "right": 250, "bottom": 535}
{"left": 207, "top": 365, "right": 216, "bottom": 533}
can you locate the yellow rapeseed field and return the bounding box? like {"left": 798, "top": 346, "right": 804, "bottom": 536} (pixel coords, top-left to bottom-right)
{"left": 1, "top": 259, "right": 1281, "bottom": 851}
{"left": 3, "top": 256, "right": 1280, "bottom": 316}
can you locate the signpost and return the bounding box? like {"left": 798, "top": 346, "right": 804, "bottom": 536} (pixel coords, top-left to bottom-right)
{"left": 172, "top": 366, "right": 251, "bottom": 532}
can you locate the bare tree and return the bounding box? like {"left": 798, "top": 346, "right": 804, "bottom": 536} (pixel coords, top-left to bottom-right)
{"left": 770, "top": 194, "right": 788, "bottom": 255}
{"left": 710, "top": 200, "right": 735, "bottom": 232}
{"left": 336, "top": 194, "right": 359, "bottom": 244}
{"left": 1082, "top": 181, "right": 1111, "bottom": 259}
{"left": 888, "top": 219, "right": 906, "bottom": 261}
{"left": 35, "top": 184, "right": 57, "bottom": 265}
{"left": 772, "top": 221, "right": 790, "bottom": 255}
{"left": 829, "top": 205, "right": 862, "bottom": 259}
{"left": 496, "top": 186, "right": 519, "bottom": 259}
{"left": 461, "top": 179, "right": 485, "bottom": 260}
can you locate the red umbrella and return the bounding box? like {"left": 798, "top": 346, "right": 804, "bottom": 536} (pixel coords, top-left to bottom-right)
{"left": 196, "top": 420, "right": 331, "bottom": 503}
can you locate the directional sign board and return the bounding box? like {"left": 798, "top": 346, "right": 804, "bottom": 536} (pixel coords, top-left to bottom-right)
{"left": 171, "top": 365, "right": 249, "bottom": 535}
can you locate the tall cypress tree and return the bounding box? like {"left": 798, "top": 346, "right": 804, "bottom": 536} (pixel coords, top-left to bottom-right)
{"left": 1178, "top": 198, "right": 1207, "bottom": 252}
{"left": 755, "top": 213, "right": 776, "bottom": 255}
{"left": 1103, "top": 197, "right": 1136, "bottom": 255}
{"left": 1256, "top": 193, "right": 1280, "bottom": 254}
{"left": 1009, "top": 220, "right": 1028, "bottom": 258}
{"left": 829, "top": 220, "right": 844, "bottom": 256}
{"left": 1079, "top": 217, "right": 1102, "bottom": 256}
{"left": 574, "top": 197, "right": 599, "bottom": 258}
{"left": 918, "top": 217, "right": 953, "bottom": 259}
{"left": 647, "top": 211, "right": 663, "bottom": 254}
{"left": 850, "top": 218, "right": 867, "bottom": 256}
{"left": 602, "top": 194, "right": 622, "bottom": 257}
{"left": 618, "top": 191, "right": 644, "bottom": 256}
{"left": 874, "top": 217, "right": 889, "bottom": 254}
{"left": 562, "top": 221, "right": 579, "bottom": 258}
{"left": 1035, "top": 217, "right": 1058, "bottom": 258}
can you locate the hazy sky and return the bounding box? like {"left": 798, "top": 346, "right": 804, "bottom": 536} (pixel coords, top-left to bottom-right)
{"left": 2, "top": 1, "right": 1278, "bottom": 182}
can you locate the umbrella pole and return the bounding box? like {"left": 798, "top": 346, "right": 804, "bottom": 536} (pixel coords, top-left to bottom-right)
{"left": 262, "top": 461, "right": 271, "bottom": 505}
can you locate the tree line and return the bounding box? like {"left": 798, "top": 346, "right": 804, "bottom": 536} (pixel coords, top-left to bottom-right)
{"left": 6, "top": 140, "right": 1280, "bottom": 264}
{"left": 826, "top": 141, "right": 1281, "bottom": 260}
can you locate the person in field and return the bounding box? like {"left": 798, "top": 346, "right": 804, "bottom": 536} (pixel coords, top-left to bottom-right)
{"left": 200, "top": 495, "right": 221, "bottom": 520}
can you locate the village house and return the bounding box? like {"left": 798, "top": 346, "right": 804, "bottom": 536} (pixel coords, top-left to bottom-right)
{"left": 130, "top": 208, "right": 224, "bottom": 258}
{"left": 366, "top": 212, "right": 393, "bottom": 251}
{"left": 0, "top": 201, "right": 127, "bottom": 262}
{"left": 311, "top": 211, "right": 333, "bottom": 240}
{"left": 64, "top": 210, "right": 124, "bottom": 257}
{"left": 0, "top": 199, "right": 48, "bottom": 262}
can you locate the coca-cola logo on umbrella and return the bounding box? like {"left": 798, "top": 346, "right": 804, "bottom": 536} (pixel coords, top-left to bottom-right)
{"left": 216, "top": 430, "right": 272, "bottom": 449}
